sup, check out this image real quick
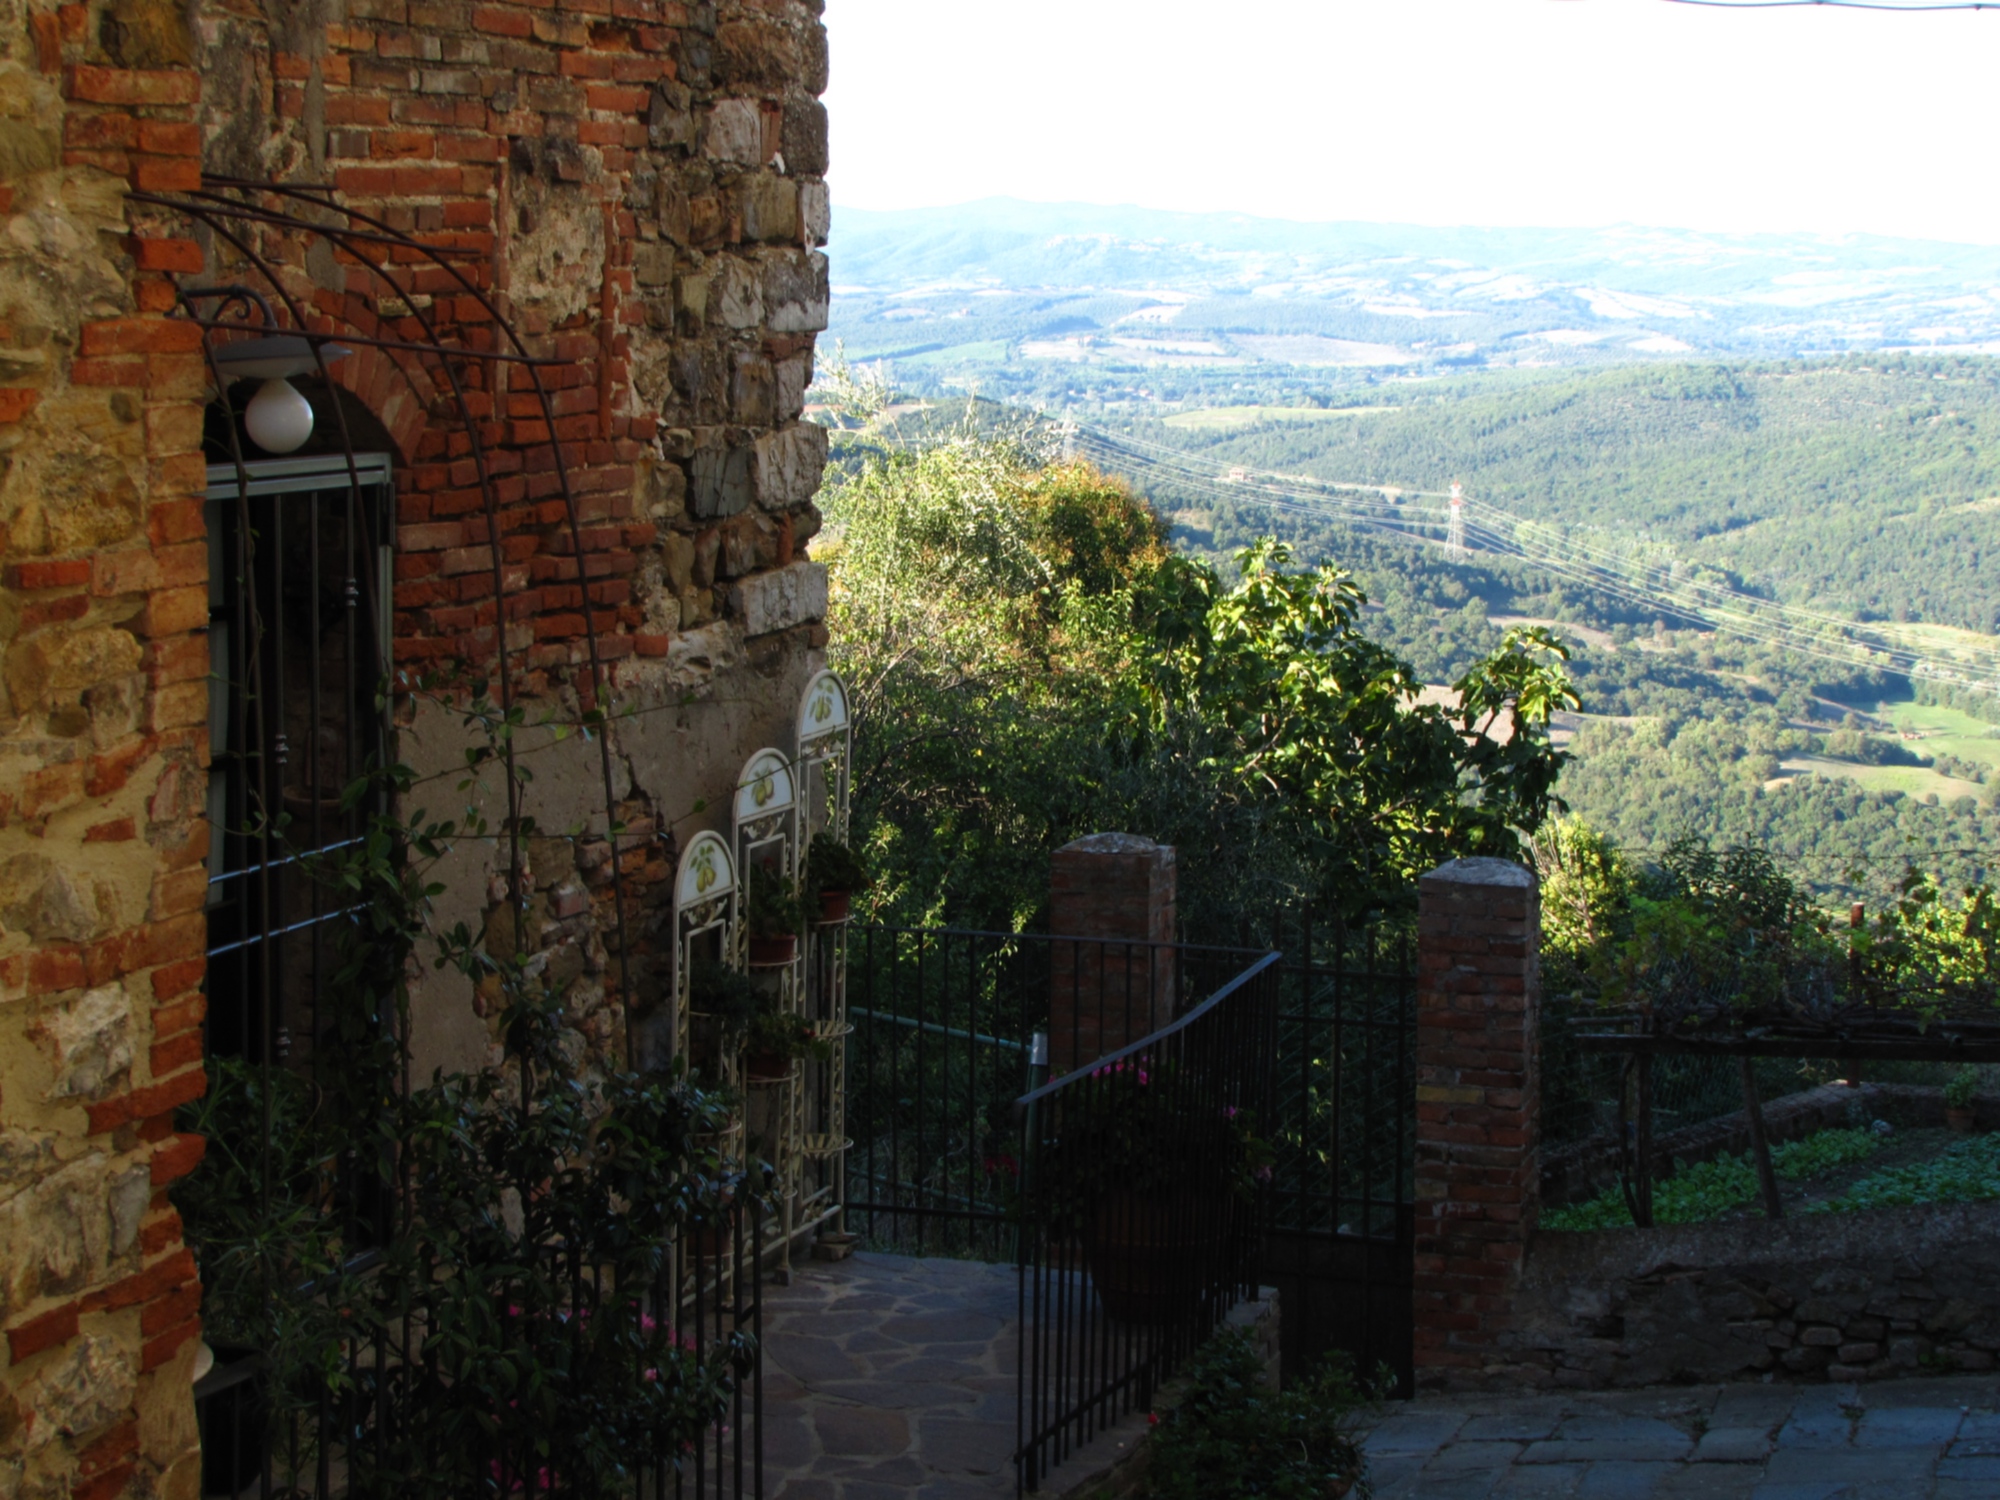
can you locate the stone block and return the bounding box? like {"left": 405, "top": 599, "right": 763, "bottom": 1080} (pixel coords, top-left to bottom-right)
{"left": 647, "top": 83, "right": 694, "bottom": 150}
{"left": 0, "top": 1154, "right": 113, "bottom": 1312}
{"left": 1692, "top": 1427, "right": 1772, "bottom": 1463}
{"left": 763, "top": 250, "right": 829, "bottom": 333}
{"left": 7, "top": 626, "right": 144, "bottom": 713}
{"left": 18, "top": 1334, "right": 135, "bottom": 1448}
{"left": 633, "top": 241, "right": 674, "bottom": 287}
{"left": 34, "top": 984, "right": 133, "bottom": 1100}
{"left": 0, "top": 852, "right": 100, "bottom": 942}
{"left": 801, "top": 180, "right": 830, "bottom": 247}
{"left": 729, "top": 560, "right": 827, "bottom": 638}
{"left": 752, "top": 421, "right": 828, "bottom": 511}
{"left": 776, "top": 355, "right": 812, "bottom": 421}
{"left": 739, "top": 171, "right": 798, "bottom": 243}
{"left": 731, "top": 354, "right": 775, "bottom": 426}
{"left": 714, "top": 256, "right": 763, "bottom": 330}
{"left": 782, "top": 99, "right": 828, "bottom": 175}
{"left": 704, "top": 98, "right": 762, "bottom": 164}
{"left": 689, "top": 442, "right": 752, "bottom": 520}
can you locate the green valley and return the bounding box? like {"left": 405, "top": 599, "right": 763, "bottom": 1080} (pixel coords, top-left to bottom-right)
{"left": 824, "top": 354, "right": 2000, "bottom": 902}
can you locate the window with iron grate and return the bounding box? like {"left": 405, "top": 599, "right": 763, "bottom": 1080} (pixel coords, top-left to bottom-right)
{"left": 203, "top": 452, "right": 394, "bottom": 1069}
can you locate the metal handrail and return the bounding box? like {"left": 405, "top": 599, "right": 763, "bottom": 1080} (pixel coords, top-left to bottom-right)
{"left": 1016, "top": 951, "right": 1283, "bottom": 1112}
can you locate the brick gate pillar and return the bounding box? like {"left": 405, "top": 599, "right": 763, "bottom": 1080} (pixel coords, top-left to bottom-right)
{"left": 1047, "top": 833, "right": 1176, "bottom": 1074}
{"left": 1412, "top": 857, "right": 1541, "bottom": 1388}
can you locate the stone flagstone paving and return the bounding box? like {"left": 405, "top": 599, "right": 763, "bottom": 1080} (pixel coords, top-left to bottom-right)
{"left": 762, "top": 1252, "right": 1021, "bottom": 1499}
{"left": 762, "top": 1254, "right": 2000, "bottom": 1499}
{"left": 1359, "top": 1374, "right": 2000, "bottom": 1500}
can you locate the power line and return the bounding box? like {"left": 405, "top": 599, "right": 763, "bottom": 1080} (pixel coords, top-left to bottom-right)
{"left": 1062, "top": 419, "right": 2000, "bottom": 696}
{"left": 1662, "top": 0, "right": 1998, "bottom": 10}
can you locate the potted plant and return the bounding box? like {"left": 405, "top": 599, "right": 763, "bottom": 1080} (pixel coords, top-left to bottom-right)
{"left": 806, "top": 834, "right": 871, "bottom": 924}
{"left": 741, "top": 1006, "right": 832, "bottom": 1082}
{"left": 744, "top": 862, "right": 804, "bottom": 966}
{"left": 1031, "top": 1055, "right": 1272, "bottom": 1325}
{"left": 687, "top": 959, "right": 761, "bottom": 1066}
{"left": 1946, "top": 1065, "right": 1981, "bottom": 1132}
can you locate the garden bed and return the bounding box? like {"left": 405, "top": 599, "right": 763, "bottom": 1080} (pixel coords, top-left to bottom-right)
{"left": 1543, "top": 1122, "right": 2000, "bottom": 1231}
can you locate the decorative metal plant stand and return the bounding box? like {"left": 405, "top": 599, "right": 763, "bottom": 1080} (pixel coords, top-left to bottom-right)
{"left": 673, "top": 671, "right": 856, "bottom": 1267}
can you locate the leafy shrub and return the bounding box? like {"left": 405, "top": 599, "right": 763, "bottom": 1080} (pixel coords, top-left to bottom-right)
{"left": 806, "top": 832, "right": 871, "bottom": 895}
{"left": 688, "top": 958, "right": 764, "bottom": 1056}
{"left": 1946, "top": 1065, "right": 1982, "bottom": 1110}
{"left": 745, "top": 860, "right": 806, "bottom": 937}
{"left": 822, "top": 438, "right": 1577, "bottom": 932}
{"left": 1142, "top": 1328, "right": 1375, "bottom": 1500}
{"left": 743, "top": 1007, "right": 830, "bottom": 1066}
{"left": 175, "top": 729, "right": 759, "bottom": 1498}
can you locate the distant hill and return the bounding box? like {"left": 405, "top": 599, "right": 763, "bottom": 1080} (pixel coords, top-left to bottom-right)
{"left": 827, "top": 200, "right": 2000, "bottom": 401}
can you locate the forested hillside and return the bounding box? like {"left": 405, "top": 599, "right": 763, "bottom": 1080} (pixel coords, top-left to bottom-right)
{"left": 819, "top": 356, "right": 2000, "bottom": 901}
{"left": 1075, "top": 358, "right": 2000, "bottom": 899}
{"left": 1109, "top": 357, "right": 2000, "bottom": 635}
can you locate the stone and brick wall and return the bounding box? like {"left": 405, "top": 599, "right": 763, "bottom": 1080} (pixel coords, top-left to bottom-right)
{"left": 1412, "top": 857, "right": 1541, "bottom": 1391}
{"left": 0, "top": 8, "right": 212, "bottom": 1495}
{"left": 1, "top": 0, "right": 834, "bottom": 1492}
{"left": 182, "top": 0, "right": 837, "bottom": 1078}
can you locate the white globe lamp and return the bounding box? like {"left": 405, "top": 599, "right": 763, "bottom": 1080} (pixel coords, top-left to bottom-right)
{"left": 243, "top": 377, "right": 316, "bottom": 455}
{"left": 210, "top": 334, "right": 353, "bottom": 456}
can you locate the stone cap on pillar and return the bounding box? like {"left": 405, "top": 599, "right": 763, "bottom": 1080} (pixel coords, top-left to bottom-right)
{"left": 1420, "top": 857, "right": 1535, "bottom": 891}
{"left": 1056, "top": 832, "right": 1173, "bottom": 858}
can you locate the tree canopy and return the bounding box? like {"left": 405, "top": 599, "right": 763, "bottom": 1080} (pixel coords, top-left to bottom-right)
{"left": 821, "top": 435, "right": 1575, "bottom": 934}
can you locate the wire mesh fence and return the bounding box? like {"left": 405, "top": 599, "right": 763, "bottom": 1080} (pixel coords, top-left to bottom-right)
{"left": 1541, "top": 993, "right": 1830, "bottom": 1152}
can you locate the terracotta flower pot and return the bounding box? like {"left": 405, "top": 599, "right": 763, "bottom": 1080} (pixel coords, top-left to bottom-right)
{"left": 686, "top": 1192, "right": 739, "bottom": 1260}
{"left": 744, "top": 1051, "right": 795, "bottom": 1083}
{"left": 1947, "top": 1106, "right": 1977, "bottom": 1134}
{"left": 746, "top": 934, "right": 798, "bottom": 966}
{"left": 816, "top": 888, "right": 852, "bottom": 925}
{"left": 1082, "top": 1189, "right": 1230, "bottom": 1325}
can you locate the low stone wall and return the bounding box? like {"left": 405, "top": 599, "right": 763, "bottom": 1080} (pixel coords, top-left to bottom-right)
{"left": 1505, "top": 1202, "right": 2000, "bottom": 1388}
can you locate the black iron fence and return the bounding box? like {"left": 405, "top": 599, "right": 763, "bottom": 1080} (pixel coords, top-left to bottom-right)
{"left": 192, "top": 1196, "right": 766, "bottom": 1499}
{"left": 1012, "top": 951, "right": 1281, "bottom": 1492}
{"left": 843, "top": 929, "right": 1267, "bottom": 1258}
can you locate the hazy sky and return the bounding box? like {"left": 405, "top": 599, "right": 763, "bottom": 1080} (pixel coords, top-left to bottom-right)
{"left": 821, "top": 0, "right": 2000, "bottom": 245}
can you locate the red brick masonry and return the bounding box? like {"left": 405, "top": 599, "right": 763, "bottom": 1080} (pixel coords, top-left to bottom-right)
{"left": 1413, "top": 857, "right": 1541, "bottom": 1388}
{"left": 1047, "top": 833, "right": 1177, "bottom": 1075}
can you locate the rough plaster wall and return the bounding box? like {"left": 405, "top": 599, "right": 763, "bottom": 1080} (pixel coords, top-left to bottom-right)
{"left": 399, "top": 621, "right": 820, "bottom": 1083}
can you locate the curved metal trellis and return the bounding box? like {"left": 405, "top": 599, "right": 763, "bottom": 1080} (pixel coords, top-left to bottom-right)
{"left": 146, "top": 177, "right": 781, "bottom": 1498}
{"left": 131, "top": 175, "right": 642, "bottom": 1050}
